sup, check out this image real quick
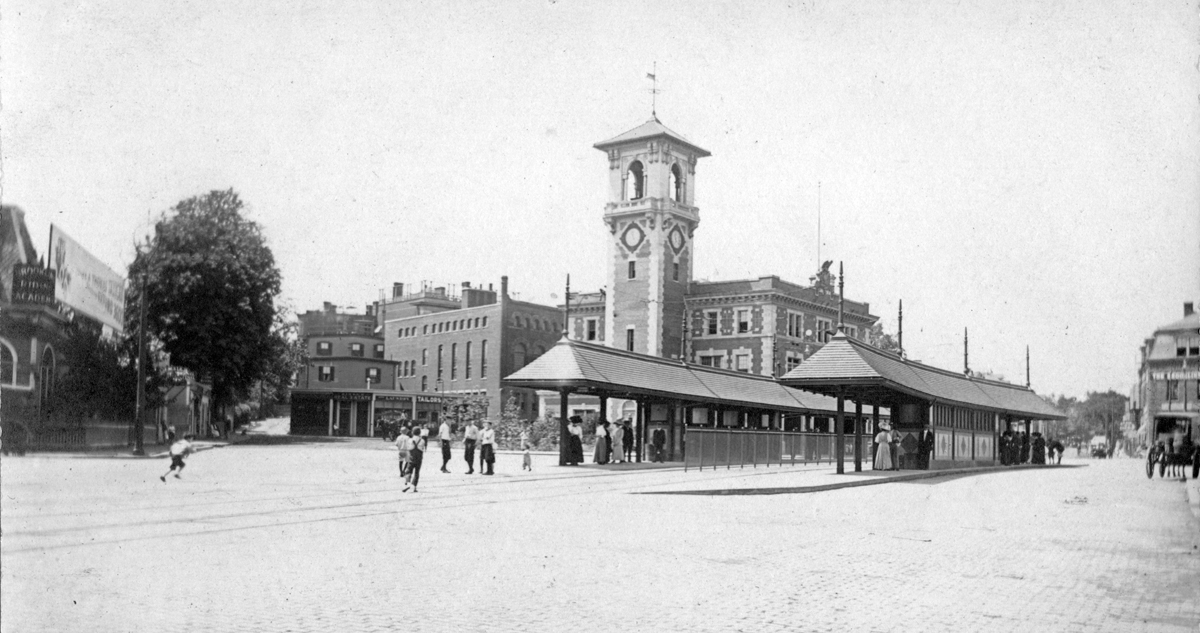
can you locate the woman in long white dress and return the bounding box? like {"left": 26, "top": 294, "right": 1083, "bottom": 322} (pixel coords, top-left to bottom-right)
{"left": 873, "top": 427, "right": 893, "bottom": 471}
{"left": 610, "top": 423, "right": 624, "bottom": 463}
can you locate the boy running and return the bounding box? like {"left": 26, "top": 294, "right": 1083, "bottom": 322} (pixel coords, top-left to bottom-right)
{"left": 160, "top": 434, "right": 197, "bottom": 482}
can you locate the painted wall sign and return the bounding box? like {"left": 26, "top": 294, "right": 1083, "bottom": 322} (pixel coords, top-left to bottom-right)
{"left": 11, "top": 264, "right": 56, "bottom": 306}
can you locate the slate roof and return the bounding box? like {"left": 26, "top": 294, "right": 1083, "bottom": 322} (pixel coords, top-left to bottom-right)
{"left": 593, "top": 117, "right": 711, "bottom": 157}
{"left": 504, "top": 337, "right": 856, "bottom": 414}
{"left": 780, "top": 333, "right": 1065, "bottom": 420}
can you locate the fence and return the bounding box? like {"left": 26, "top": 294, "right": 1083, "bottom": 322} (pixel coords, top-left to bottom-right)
{"left": 684, "top": 428, "right": 860, "bottom": 471}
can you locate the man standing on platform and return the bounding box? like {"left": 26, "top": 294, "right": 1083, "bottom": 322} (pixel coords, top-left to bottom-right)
{"left": 918, "top": 427, "right": 935, "bottom": 470}
{"left": 463, "top": 419, "right": 479, "bottom": 475}
{"left": 438, "top": 417, "right": 453, "bottom": 473}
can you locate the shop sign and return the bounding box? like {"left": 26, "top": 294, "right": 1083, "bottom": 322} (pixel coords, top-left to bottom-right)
{"left": 333, "top": 392, "right": 374, "bottom": 401}
{"left": 376, "top": 395, "right": 412, "bottom": 403}
{"left": 416, "top": 396, "right": 444, "bottom": 403}
{"left": 12, "top": 264, "right": 56, "bottom": 306}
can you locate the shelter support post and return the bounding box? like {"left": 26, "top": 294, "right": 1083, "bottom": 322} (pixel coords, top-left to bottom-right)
{"left": 636, "top": 399, "right": 645, "bottom": 463}
{"left": 598, "top": 395, "right": 608, "bottom": 423}
{"left": 836, "top": 393, "right": 845, "bottom": 474}
{"left": 872, "top": 405, "right": 880, "bottom": 468}
{"left": 558, "top": 388, "right": 571, "bottom": 466}
{"left": 854, "top": 400, "right": 863, "bottom": 472}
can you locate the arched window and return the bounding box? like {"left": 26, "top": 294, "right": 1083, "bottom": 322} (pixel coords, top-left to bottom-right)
{"left": 670, "top": 163, "right": 683, "bottom": 202}
{"left": 513, "top": 343, "right": 527, "bottom": 370}
{"left": 437, "top": 345, "right": 444, "bottom": 379}
{"left": 421, "top": 375, "right": 428, "bottom": 392}
{"left": 626, "top": 160, "right": 645, "bottom": 200}
{"left": 0, "top": 340, "right": 15, "bottom": 385}
{"left": 450, "top": 343, "right": 458, "bottom": 380}
{"left": 41, "top": 346, "right": 56, "bottom": 404}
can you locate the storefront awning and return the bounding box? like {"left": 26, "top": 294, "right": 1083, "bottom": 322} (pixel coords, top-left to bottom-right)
{"left": 780, "top": 333, "right": 1065, "bottom": 420}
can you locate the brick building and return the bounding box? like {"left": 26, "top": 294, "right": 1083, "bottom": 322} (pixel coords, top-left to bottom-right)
{"left": 381, "top": 276, "right": 562, "bottom": 422}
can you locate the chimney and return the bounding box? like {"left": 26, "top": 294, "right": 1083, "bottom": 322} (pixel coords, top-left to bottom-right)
{"left": 501, "top": 276, "right": 509, "bottom": 297}
{"left": 488, "top": 283, "right": 493, "bottom": 291}
{"left": 1186, "top": 302, "right": 1195, "bottom": 317}
{"left": 434, "top": 286, "right": 445, "bottom": 297}
{"left": 323, "top": 301, "right": 334, "bottom": 313}
{"left": 462, "top": 281, "right": 472, "bottom": 290}
{"left": 392, "top": 282, "right": 404, "bottom": 298}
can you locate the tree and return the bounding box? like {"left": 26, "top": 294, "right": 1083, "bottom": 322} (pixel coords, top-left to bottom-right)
{"left": 130, "top": 189, "right": 282, "bottom": 416}
{"left": 867, "top": 322, "right": 902, "bottom": 355}
{"left": 442, "top": 394, "right": 490, "bottom": 434}
{"left": 494, "top": 395, "right": 526, "bottom": 450}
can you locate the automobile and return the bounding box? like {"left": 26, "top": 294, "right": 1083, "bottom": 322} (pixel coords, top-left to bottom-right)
{"left": 1091, "top": 444, "right": 1108, "bottom": 459}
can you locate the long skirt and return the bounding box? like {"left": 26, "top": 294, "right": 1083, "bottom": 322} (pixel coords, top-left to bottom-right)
{"left": 594, "top": 437, "right": 608, "bottom": 464}
{"left": 874, "top": 443, "right": 893, "bottom": 470}
{"left": 568, "top": 435, "right": 584, "bottom": 464}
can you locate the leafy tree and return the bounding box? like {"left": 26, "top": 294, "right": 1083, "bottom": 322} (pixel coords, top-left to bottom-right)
{"left": 527, "top": 415, "right": 561, "bottom": 450}
{"left": 867, "top": 323, "right": 902, "bottom": 355}
{"left": 494, "top": 395, "right": 526, "bottom": 449}
{"left": 129, "top": 189, "right": 282, "bottom": 416}
{"left": 442, "top": 394, "right": 490, "bottom": 434}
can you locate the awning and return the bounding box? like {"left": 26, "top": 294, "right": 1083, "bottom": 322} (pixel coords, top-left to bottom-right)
{"left": 779, "top": 332, "right": 1065, "bottom": 420}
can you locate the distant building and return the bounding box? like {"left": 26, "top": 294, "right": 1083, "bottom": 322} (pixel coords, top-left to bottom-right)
{"left": 1134, "top": 301, "right": 1200, "bottom": 447}
{"left": 381, "top": 276, "right": 561, "bottom": 423}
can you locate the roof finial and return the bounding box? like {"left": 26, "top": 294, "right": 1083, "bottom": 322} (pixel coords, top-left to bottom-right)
{"left": 646, "top": 63, "right": 660, "bottom": 121}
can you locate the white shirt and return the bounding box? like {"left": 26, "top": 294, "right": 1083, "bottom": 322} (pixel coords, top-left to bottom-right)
{"left": 169, "top": 439, "right": 192, "bottom": 457}
{"left": 439, "top": 422, "right": 451, "bottom": 441}
{"left": 465, "top": 425, "right": 479, "bottom": 441}
{"left": 595, "top": 425, "right": 607, "bottom": 438}
{"left": 480, "top": 428, "right": 495, "bottom": 445}
{"left": 395, "top": 435, "right": 414, "bottom": 455}
{"left": 568, "top": 423, "right": 581, "bottom": 437}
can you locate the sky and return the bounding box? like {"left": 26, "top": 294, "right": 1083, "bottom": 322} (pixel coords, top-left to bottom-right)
{"left": 2, "top": 0, "right": 1198, "bottom": 399}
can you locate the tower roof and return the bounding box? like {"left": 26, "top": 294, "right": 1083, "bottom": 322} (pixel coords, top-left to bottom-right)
{"left": 593, "top": 117, "right": 711, "bottom": 157}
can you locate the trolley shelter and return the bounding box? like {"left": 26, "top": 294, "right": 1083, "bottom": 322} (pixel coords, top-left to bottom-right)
{"left": 503, "top": 337, "right": 886, "bottom": 467}
{"left": 780, "top": 332, "right": 1065, "bottom": 472}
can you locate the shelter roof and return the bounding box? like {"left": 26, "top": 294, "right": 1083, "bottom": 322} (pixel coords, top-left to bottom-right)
{"left": 504, "top": 337, "right": 859, "bottom": 414}
{"left": 780, "top": 333, "right": 1065, "bottom": 420}
{"left": 593, "top": 117, "right": 711, "bottom": 157}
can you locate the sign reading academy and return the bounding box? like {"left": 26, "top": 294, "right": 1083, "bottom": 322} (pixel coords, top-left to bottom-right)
{"left": 48, "top": 225, "right": 126, "bottom": 333}
{"left": 11, "top": 264, "right": 56, "bottom": 307}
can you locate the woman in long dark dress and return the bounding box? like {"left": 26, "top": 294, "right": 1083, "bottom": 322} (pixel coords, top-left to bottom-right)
{"left": 593, "top": 421, "right": 609, "bottom": 464}
{"left": 567, "top": 416, "right": 585, "bottom": 465}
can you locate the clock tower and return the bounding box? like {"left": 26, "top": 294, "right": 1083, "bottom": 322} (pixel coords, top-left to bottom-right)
{"left": 594, "top": 117, "right": 710, "bottom": 358}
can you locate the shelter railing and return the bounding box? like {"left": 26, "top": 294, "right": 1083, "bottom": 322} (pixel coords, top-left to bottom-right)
{"left": 684, "top": 428, "right": 858, "bottom": 472}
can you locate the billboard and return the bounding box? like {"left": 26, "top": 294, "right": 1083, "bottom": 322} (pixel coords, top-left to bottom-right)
{"left": 48, "top": 225, "right": 126, "bottom": 333}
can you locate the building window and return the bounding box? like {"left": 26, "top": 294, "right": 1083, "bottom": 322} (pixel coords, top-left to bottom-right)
{"left": 735, "top": 354, "right": 750, "bottom": 372}
{"left": 482, "top": 316, "right": 488, "bottom": 327}
{"left": 0, "top": 342, "right": 14, "bottom": 385}
{"left": 628, "top": 261, "right": 637, "bottom": 279}
{"left": 373, "top": 344, "right": 385, "bottom": 359}
{"left": 437, "top": 345, "right": 444, "bottom": 379}
{"left": 316, "top": 341, "right": 332, "bottom": 356}
{"left": 706, "top": 311, "right": 718, "bottom": 335}
{"left": 626, "top": 160, "right": 645, "bottom": 200}
{"left": 465, "top": 341, "right": 472, "bottom": 379}
{"left": 422, "top": 348, "right": 428, "bottom": 365}
{"left": 1167, "top": 380, "right": 1179, "bottom": 401}
{"left": 586, "top": 319, "right": 598, "bottom": 341}
{"left": 786, "top": 353, "right": 802, "bottom": 372}
{"left": 513, "top": 343, "right": 527, "bottom": 370}
{"left": 845, "top": 326, "right": 858, "bottom": 340}
{"left": 816, "top": 318, "right": 832, "bottom": 343}
{"left": 672, "top": 261, "right": 680, "bottom": 281}
{"left": 699, "top": 355, "right": 719, "bottom": 367}
{"left": 349, "top": 342, "right": 364, "bottom": 357}
{"left": 423, "top": 324, "right": 428, "bottom": 335}
{"left": 366, "top": 367, "right": 381, "bottom": 383}
{"left": 626, "top": 328, "right": 635, "bottom": 352}
{"left": 481, "top": 340, "right": 488, "bottom": 378}
{"left": 318, "top": 366, "right": 335, "bottom": 382}
{"left": 421, "top": 375, "right": 428, "bottom": 392}
{"left": 787, "top": 312, "right": 804, "bottom": 338}
{"left": 451, "top": 343, "right": 458, "bottom": 380}
{"left": 737, "top": 309, "right": 750, "bottom": 334}
{"left": 670, "top": 163, "right": 683, "bottom": 203}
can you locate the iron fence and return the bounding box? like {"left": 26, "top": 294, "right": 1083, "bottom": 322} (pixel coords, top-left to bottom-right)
{"left": 684, "top": 428, "right": 859, "bottom": 471}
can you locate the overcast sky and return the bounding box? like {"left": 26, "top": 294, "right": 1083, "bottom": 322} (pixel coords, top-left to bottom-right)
{"left": 3, "top": 0, "right": 1197, "bottom": 399}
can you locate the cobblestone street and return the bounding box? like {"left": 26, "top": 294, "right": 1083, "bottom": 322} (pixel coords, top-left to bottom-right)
{"left": 3, "top": 441, "right": 1198, "bottom": 632}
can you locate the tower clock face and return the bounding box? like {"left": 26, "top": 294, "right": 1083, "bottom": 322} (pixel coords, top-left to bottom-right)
{"left": 668, "top": 226, "right": 685, "bottom": 254}
{"left": 621, "top": 224, "right": 646, "bottom": 252}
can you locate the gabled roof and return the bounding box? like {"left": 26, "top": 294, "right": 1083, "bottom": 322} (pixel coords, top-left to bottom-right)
{"left": 504, "top": 337, "right": 856, "bottom": 414}
{"left": 593, "top": 117, "right": 711, "bottom": 157}
{"left": 780, "top": 333, "right": 1064, "bottom": 420}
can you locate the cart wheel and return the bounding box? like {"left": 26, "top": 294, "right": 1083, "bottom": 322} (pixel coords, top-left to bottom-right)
{"left": 1158, "top": 458, "right": 1166, "bottom": 478}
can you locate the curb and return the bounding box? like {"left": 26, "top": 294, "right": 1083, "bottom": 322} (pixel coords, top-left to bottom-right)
{"left": 639, "top": 463, "right": 1080, "bottom": 496}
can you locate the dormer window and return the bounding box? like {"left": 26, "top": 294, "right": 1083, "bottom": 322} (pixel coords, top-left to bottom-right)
{"left": 670, "top": 163, "right": 683, "bottom": 202}
{"left": 626, "top": 161, "right": 645, "bottom": 200}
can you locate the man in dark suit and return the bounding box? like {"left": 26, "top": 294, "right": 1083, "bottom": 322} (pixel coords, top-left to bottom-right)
{"left": 918, "top": 427, "right": 935, "bottom": 470}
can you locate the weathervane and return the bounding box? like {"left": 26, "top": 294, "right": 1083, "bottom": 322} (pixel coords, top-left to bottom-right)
{"left": 647, "top": 63, "right": 660, "bottom": 119}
